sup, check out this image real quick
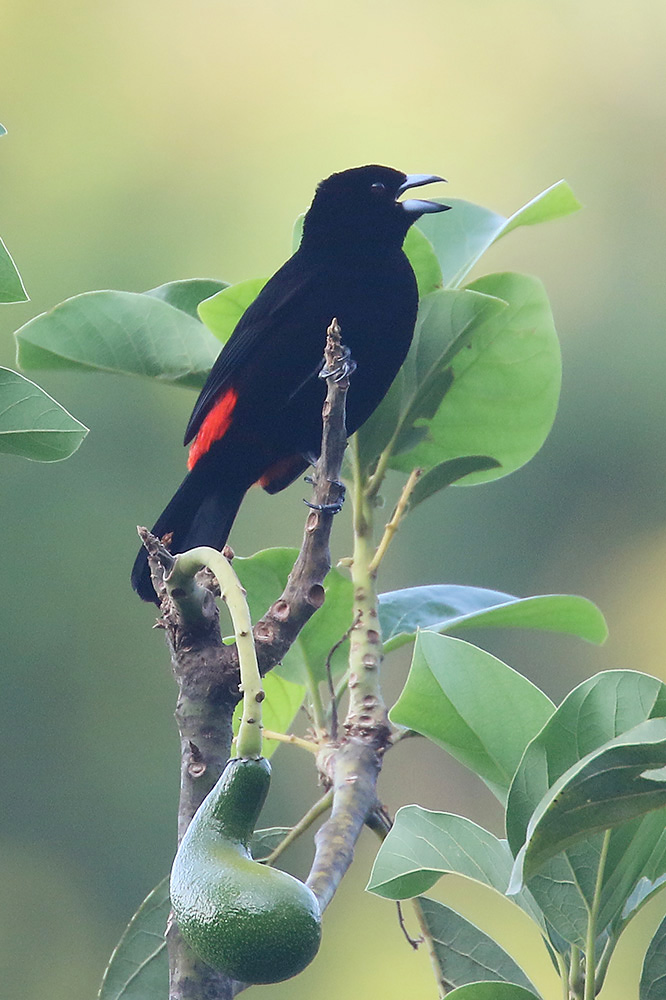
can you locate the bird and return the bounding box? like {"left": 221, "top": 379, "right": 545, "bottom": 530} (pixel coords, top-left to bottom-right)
{"left": 132, "top": 165, "right": 449, "bottom": 602}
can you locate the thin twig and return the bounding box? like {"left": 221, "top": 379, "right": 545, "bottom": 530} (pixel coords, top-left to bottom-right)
{"left": 263, "top": 790, "right": 333, "bottom": 867}
{"left": 397, "top": 901, "right": 422, "bottom": 950}
{"left": 368, "top": 467, "right": 422, "bottom": 576}
{"left": 261, "top": 729, "right": 318, "bottom": 754}
{"left": 324, "top": 612, "right": 360, "bottom": 740}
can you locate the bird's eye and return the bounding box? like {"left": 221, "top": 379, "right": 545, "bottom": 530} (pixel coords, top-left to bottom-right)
{"left": 370, "top": 182, "right": 386, "bottom": 196}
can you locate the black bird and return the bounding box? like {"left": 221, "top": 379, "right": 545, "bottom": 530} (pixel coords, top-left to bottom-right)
{"left": 132, "top": 165, "right": 448, "bottom": 602}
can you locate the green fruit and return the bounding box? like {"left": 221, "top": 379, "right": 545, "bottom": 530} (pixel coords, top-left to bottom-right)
{"left": 170, "top": 756, "right": 322, "bottom": 984}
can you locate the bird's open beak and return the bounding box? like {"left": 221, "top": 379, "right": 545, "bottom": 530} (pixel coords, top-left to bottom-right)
{"left": 397, "top": 174, "right": 450, "bottom": 215}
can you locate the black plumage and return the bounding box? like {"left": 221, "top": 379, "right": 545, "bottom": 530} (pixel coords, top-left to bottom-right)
{"left": 132, "top": 165, "right": 448, "bottom": 602}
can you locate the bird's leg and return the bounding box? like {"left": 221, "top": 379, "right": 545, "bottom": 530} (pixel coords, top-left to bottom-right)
{"left": 319, "top": 343, "right": 357, "bottom": 383}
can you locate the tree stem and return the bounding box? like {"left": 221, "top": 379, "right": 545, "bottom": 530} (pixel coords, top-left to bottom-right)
{"left": 584, "top": 829, "right": 611, "bottom": 1000}
{"left": 169, "top": 547, "right": 263, "bottom": 759}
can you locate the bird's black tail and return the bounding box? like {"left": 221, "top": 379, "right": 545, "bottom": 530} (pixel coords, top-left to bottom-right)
{"left": 131, "top": 463, "right": 247, "bottom": 604}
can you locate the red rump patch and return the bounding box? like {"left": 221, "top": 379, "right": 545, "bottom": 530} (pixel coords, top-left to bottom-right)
{"left": 187, "top": 387, "right": 239, "bottom": 470}
{"left": 257, "top": 454, "right": 305, "bottom": 492}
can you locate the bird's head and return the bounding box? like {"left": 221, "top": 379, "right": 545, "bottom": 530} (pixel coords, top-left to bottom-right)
{"left": 302, "top": 165, "right": 449, "bottom": 254}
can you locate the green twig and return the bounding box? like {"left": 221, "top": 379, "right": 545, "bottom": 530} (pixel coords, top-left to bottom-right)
{"left": 262, "top": 790, "right": 333, "bottom": 867}
{"left": 554, "top": 949, "right": 569, "bottom": 1000}
{"left": 261, "top": 729, "right": 318, "bottom": 754}
{"left": 584, "top": 829, "right": 611, "bottom": 1000}
{"left": 569, "top": 945, "right": 583, "bottom": 1000}
{"left": 343, "top": 436, "right": 390, "bottom": 743}
{"left": 169, "top": 547, "right": 264, "bottom": 759}
{"left": 368, "top": 467, "right": 421, "bottom": 575}
{"left": 412, "top": 898, "right": 451, "bottom": 997}
{"left": 594, "top": 931, "right": 617, "bottom": 995}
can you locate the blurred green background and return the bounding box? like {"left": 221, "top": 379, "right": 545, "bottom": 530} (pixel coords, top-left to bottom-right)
{"left": 2, "top": 1, "right": 665, "bottom": 997}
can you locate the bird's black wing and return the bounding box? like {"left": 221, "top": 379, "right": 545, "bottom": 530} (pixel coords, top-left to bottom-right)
{"left": 184, "top": 251, "right": 328, "bottom": 444}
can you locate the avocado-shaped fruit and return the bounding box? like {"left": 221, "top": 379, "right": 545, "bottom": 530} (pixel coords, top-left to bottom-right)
{"left": 170, "top": 756, "right": 321, "bottom": 984}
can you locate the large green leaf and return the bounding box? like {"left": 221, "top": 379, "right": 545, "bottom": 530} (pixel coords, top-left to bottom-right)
{"left": 356, "top": 287, "right": 507, "bottom": 468}
{"left": 507, "top": 671, "right": 666, "bottom": 852}
{"left": 367, "top": 805, "right": 542, "bottom": 926}
{"left": 509, "top": 718, "right": 666, "bottom": 892}
{"left": 417, "top": 897, "right": 538, "bottom": 995}
{"left": 416, "top": 180, "right": 581, "bottom": 289}
{"left": 98, "top": 878, "right": 168, "bottom": 999}
{"left": 439, "top": 984, "right": 541, "bottom": 1000}
{"left": 379, "top": 584, "right": 607, "bottom": 653}
{"left": 402, "top": 225, "right": 443, "bottom": 297}
{"left": 389, "top": 633, "right": 554, "bottom": 803}
{"left": 506, "top": 671, "right": 666, "bottom": 940}
{"left": 15, "top": 291, "right": 220, "bottom": 388}
{"left": 145, "top": 278, "right": 228, "bottom": 319}
{"left": 0, "top": 366, "right": 88, "bottom": 461}
{"left": 232, "top": 671, "right": 305, "bottom": 759}
{"left": 407, "top": 456, "right": 501, "bottom": 510}
{"left": 0, "top": 235, "right": 28, "bottom": 303}
{"left": 621, "top": 867, "right": 666, "bottom": 929}
{"left": 390, "top": 272, "right": 561, "bottom": 485}
{"left": 641, "top": 914, "right": 666, "bottom": 1000}
{"left": 15, "top": 290, "right": 219, "bottom": 389}
{"left": 233, "top": 547, "right": 354, "bottom": 686}
{"left": 197, "top": 277, "right": 267, "bottom": 344}
{"left": 599, "top": 812, "right": 666, "bottom": 932}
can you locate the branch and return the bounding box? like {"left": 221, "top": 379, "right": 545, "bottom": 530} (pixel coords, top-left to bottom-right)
{"left": 306, "top": 739, "right": 382, "bottom": 911}
{"left": 251, "top": 317, "right": 351, "bottom": 676}
{"left": 138, "top": 532, "right": 243, "bottom": 999}
{"left": 140, "top": 318, "right": 354, "bottom": 999}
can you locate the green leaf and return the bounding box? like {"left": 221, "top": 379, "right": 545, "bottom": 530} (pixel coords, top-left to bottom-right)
{"left": 508, "top": 672, "right": 666, "bottom": 851}
{"left": 640, "top": 914, "right": 666, "bottom": 1000}
{"left": 145, "top": 278, "right": 228, "bottom": 319}
{"left": 0, "top": 235, "right": 28, "bottom": 303}
{"left": 98, "top": 878, "right": 168, "bottom": 999}
{"left": 598, "top": 811, "right": 666, "bottom": 932}
{"left": 15, "top": 290, "right": 220, "bottom": 389}
{"left": 367, "top": 805, "right": 542, "bottom": 926}
{"left": 505, "top": 671, "right": 666, "bottom": 940}
{"left": 356, "top": 287, "right": 507, "bottom": 470}
{"left": 440, "top": 984, "right": 541, "bottom": 1000}
{"left": 233, "top": 548, "right": 354, "bottom": 686}
{"left": 292, "top": 213, "right": 305, "bottom": 252}
{"left": 417, "top": 897, "right": 539, "bottom": 995}
{"left": 389, "top": 632, "right": 554, "bottom": 803}
{"left": 250, "top": 827, "right": 293, "bottom": 860}
{"left": 232, "top": 671, "right": 305, "bottom": 759}
{"left": 527, "top": 859, "right": 590, "bottom": 948}
{"left": 197, "top": 277, "right": 267, "bottom": 344}
{"left": 0, "top": 366, "right": 88, "bottom": 461}
{"left": 390, "top": 272, "right": 561, "bottom": 485}
{"left": 408, "top": 456, "right": 502, "bottom": 510}
{"left": 416, "top": 181, "right": 581, "bottom": 289}
{"left": 403, "top": 225, "right": 443, "bottom": 297}
{"left": 509, "top": 718, "right": 666, "bottom": 892}
{"left": 379, "top": 585, "right": 607, "bottom": 653}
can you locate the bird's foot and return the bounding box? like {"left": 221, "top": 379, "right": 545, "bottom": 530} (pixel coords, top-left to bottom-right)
{"left": 319, "top": 344, "right": 357, "bottom": 382}
{"left": 303, "top": 478, "right": 346, "bottom": 515}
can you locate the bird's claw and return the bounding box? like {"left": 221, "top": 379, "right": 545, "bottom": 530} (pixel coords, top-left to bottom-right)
{"left": 303, "top": 498, "right": 345, "bottom": 515}
{"left": 303, "top": 479, "right": 346, "bottom": 515}
{"left": 319, "top": 344, "right": 357, "bottom": 382}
